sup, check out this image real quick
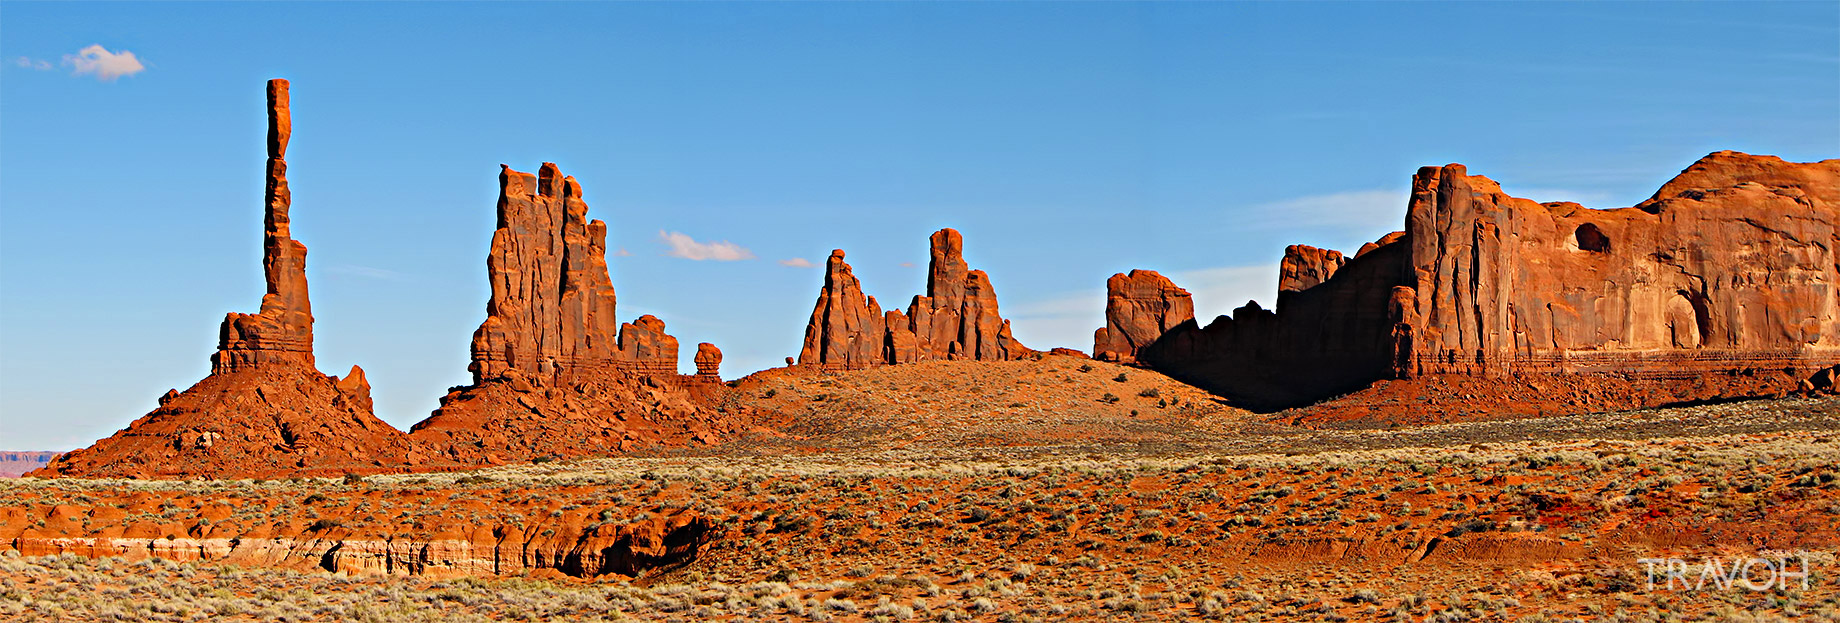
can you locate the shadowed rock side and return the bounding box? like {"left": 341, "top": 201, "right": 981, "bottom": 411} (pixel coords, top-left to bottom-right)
{"left": 1102, "top": 151, "right": 1840, "bottom": 415}
{"left": 410, "top": 164, "right": 737, "bottom": 464}
{"left": 33, "top": 79, "right": 428, "bottom": 479}
{"left": 799, "top": 228, "right": 1033, "bottom": 370}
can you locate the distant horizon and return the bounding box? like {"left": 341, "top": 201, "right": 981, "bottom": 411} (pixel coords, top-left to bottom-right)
{"left": 3, "top": 2, "right": 1835, "bottom": 450}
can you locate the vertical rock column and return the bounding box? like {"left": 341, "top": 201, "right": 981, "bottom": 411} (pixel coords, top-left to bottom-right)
{"left": 906, "top": 228, "right": 1031, "bottom": 361}
{"left": 470, "top": 163, "right": 629, "bottom": 383}
{"left": 212, "top": 78, "right": 316, "bottom": 374}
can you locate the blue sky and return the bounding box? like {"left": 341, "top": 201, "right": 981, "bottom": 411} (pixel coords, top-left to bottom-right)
{"left": 2, "top": 2, "right": 1835, "bottom": 450}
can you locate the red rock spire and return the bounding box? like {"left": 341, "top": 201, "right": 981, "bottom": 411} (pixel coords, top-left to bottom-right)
{"left": 212, "top": 78, "right": 315, "bottom": 373}
{"left": 469, "top": 162, "right": 680, "bottom": 384}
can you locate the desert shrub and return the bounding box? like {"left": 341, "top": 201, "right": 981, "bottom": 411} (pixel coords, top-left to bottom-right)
{"left": 1113, "top": 373, "right": 1129, "bottom": 383}
{"left": 1445, "top": 518, "right": 1494, "bottom": 537}
{"left": 1078, "top": 364, "right": 1094, "bottom": 373}
{"left": 1102, "top": 393, "right": 1120, "bottom": 404}
{"left": 1138, "top": 387, "right": 1159, "bottom": 398}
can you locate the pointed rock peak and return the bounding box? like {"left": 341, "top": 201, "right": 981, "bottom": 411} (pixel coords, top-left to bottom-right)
{"left": 335, "top": 364, "right": 369, "bottom": 395}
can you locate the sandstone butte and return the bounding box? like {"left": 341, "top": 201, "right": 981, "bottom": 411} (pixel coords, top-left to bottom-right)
{"left": 405, "top": 163, "right": 739, "bottom": 464}
{"left": 798, "top": 228, "right": 1034, "bottom": 370}
{"left": 29, "top": 80, "right": 431, "bottom": 479}
{"left": 1095, "top": 151, "right": 1840, "bottom": 416}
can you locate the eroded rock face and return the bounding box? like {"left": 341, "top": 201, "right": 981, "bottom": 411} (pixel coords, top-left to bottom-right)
{"left": 1104, "top": 152, "right": 1840, "bottom": 410}
{"left": 798, "top": 250, "right": 887, "bottom": 370}
{"left": 469, "top": 164, "right": 622, "bottom": 383}
{"left": 468, "top": 163, "right": 689, "bottom": 383}
{"left": 410, "top": 163, "right": 736, "bottom": 463}
{"left": 1093, "top": 270, "right": 1195, "bottom": 365}
{"left": 1399, "top": 152, "right": 1840, "bottom": 378}
{"left": 34, "top": 80, "right": 427, "bottom": 479}
{"left": 1277, "top": 245, "right": 1345, "bottom": 313}
{"left": 694, "top": 343, "right": 722, "bottom": 381}
{"left": 911, "top": 229, "right": 1032, "bottom": 362}
{"left": 797, "top": 228, "right": 1032, "bottom": 369}
{"left": 212, "top": 79, "right": 314, "bottom": 374}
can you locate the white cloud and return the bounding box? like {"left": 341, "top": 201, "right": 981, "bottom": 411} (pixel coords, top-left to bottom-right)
{"left": 14, "top": 57, "right": 53, "bottom": 71}
{"left": 64, "top": 44, "right": 145, "bottom": 81}
{"left": 657, "top": 230, "right": 755, "bottom": 261}
{"left": 611, "top": 247, "right": 633, "bottom": 257}
{"left": 778, "top": 257, "right": 814, "bottom": 268}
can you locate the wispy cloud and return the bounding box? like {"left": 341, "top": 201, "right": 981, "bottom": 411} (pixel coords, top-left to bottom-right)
{"left": 1240, "top": 189, "right": 1404, "bottom": 236}
{"left": 13, "top": 57, "right": 53, "bottom": 71}
{"left": 657, "top": 231, "right": 755, "bottom": 261}
{"left": 778, "top": 257, "right": 813, "bottom": 268}
{"left": 64, "top": 44, "right": 145, "bottom": 81}
{"left": 325, "top": 264, "right": 408, "bottom": 281}
{"left": 611, "top": 247, "right": 633, "bottom": 257}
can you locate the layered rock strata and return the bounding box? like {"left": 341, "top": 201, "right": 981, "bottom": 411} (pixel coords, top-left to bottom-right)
{"left": 1097, "top": 152, "right": 1840, "bottom": 409}
{"left": 799, "top": 228, "right": 1033, "bottom": 370}
{"left": 694, "top": 343, "right": 723, "bottom": 381}
{"left": 33, "top": 79, "right": 427, "bottom": 478}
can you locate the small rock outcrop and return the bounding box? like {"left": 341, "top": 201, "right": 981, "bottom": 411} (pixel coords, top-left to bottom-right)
{"left": 33, "top": 80, "right": 427, "bottom": 479}
{"left": 798, "top": 228, "right": 1032, "bottom": 369}
{"left": 694, "top": 343, "right": 723, "bottom": 381}
{"left": 410, "top": 163, "right": 738, "bottom": 463}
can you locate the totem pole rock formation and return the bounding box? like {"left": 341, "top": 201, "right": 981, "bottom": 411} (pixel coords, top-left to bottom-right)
{"left": 33, "top": 80, "right": 427, "bottom": 479}
{"left": 212, "top": 79, "right": 314, "bottom": 373}
{"left": 1096, "top": 151, "right": 1840, "bottom": 411}
{"left": 409, "top": 163, "right": 737, "bottom": 462}
{"left": 799, "top": 228, "right": 1033, "bottom": 369}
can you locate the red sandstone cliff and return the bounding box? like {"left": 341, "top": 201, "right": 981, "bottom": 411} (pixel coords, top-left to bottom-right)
{"left": 1092, "top": 270, "right": 1195, "bottom": 365}
{"left": 32, "top": 80, "right": 428, "bottom": 479}
{"left": 409, "top": 164, "right": 736, "bottom": 463}
{"left": 799, "top": 228, "right": 1033, "bottom": 369}
{"left": 1098, "top": 152, "right": 1840, "bottom": 412}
